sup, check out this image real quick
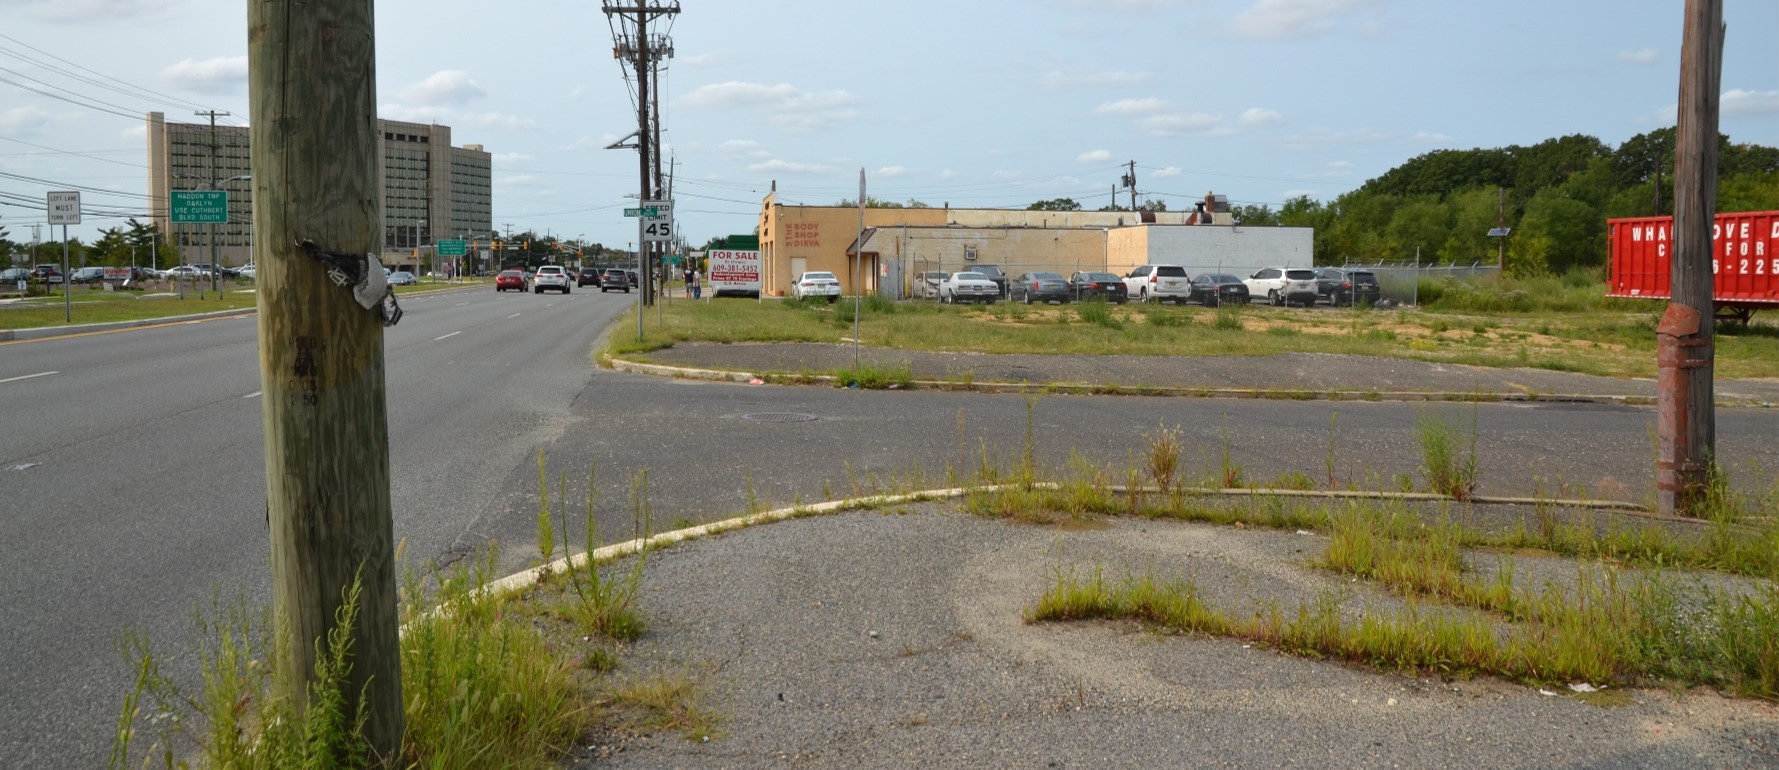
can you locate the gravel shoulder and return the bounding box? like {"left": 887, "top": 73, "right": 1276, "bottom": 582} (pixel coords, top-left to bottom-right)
{"left": 571, "top": 504, "right": 1779, "bottom": 769}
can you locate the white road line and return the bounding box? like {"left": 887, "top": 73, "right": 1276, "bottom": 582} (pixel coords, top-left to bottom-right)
{"left": 506, "top": 313, "right": 522, "bottom": 319}
{"left": 433, "top": 331, "right": 461, "bottom": 341}
{"left": 454, "top": 303, "right": 469, "bottom": 307}
{"left": 243, "top": 391, "right": 262, "bottom": 399}
{"left": 0, "top": 371, "right": 57, "bottom": 384}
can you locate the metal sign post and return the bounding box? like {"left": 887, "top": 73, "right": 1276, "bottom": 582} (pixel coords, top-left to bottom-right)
{"left": 47, "top": 191, "right": 80, "bottom": 322}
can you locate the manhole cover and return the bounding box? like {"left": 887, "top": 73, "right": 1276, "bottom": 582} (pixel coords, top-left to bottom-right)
{"left": 741, "top": 412, "right": 819, "bottom": 423}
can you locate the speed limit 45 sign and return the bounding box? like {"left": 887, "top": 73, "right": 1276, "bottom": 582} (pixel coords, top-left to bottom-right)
{"left": 642, "top": 201, "right": 673, "bottom": 242}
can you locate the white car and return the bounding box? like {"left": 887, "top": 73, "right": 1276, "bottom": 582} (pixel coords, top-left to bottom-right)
{"left": 532, "top": 265, "right": 572, "bottom": 294}
{"left": 1244, "top": 267, "right": 1320, "bottom": 307}
{"left": 163, "top": 265, "right": 210, "bottom": 280}
{"left": 1122, "top": 264, "right": 1193, "bottom": 304}
{"left": 913, "top": 271, "right": 949, "bottom": 299}
{"left": 792, "top": 271, "right": 841, "bottom": 302}
{"left": 939, "top": 271, "right": 1000, "bottom": 305}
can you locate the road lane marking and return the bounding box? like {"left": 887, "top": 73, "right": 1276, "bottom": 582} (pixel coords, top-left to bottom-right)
{"left": 454, "top": 303, "right": 469, "bottom": 307}
{"left": 433, "top": 331, "right": 462, "bottom": 341}
{"left": 243, "top": 391, "right": 262, "bottom": 399}
{"left": 506, "top": 313, "right": 522, "bottom": 319}
{"left": 0, "top": 371, "right": 57, "bottom": 384}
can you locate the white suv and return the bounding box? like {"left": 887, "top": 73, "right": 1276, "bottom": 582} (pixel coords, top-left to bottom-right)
{"left": 1123, "top": 264, "right": 1192, "bottom": 304}
{"left": 1245, "top": 267, "right": 1319, "bottom": 307}
{"left": 532, "top": 265, "right": 572, "bottom": 294}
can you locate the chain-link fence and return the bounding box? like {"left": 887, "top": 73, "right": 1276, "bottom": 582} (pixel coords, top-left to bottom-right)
{"left": 1339, "top": 261, "right": 1501, "bottom": 307}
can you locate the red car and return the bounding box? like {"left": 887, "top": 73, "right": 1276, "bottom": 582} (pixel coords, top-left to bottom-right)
{"left": 495, "top": 269, "right": 527, "bottom": 292}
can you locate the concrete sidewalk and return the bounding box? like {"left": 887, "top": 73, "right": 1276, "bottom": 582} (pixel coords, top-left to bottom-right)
{"left": 619, "top": 341, "right": 1779, "bottom": 407}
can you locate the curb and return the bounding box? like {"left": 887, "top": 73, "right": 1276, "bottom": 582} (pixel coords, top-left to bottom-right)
{"left": 605, "top": 355, "right": 1678, "bottom": 406}
{"left": 0, "top": 306, "right": 258, "bottom": 341}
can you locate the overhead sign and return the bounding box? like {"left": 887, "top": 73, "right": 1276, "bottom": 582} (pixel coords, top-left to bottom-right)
{"left": 642, "top": 200, "right": 673, "bottom": 243}
{"left": 47, "top": 191, "right": 81, "bottom": 224}
{"left": 170, "top": 190, "right": 229, "bottom": 224}
{"left": 436, "top": 239, "right": 467, "bottom": 257}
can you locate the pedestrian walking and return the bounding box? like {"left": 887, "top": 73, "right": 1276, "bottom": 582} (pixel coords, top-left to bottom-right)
{"left": 687, "top": 267, "right": 701, "bottom": 299}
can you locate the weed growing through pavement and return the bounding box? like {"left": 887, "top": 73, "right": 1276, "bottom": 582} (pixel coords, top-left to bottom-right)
{"left": 1218, "top": 414, "right": 1244, "bottom": 489}
{"left": 1416, "top": 408, "right": 1479, "bottom": 500}
{"left": 550, "top": 465, "right": 651, "bottom": 641}
{"left": 1146, "top": 424, "right": 1182, "bottom": 492}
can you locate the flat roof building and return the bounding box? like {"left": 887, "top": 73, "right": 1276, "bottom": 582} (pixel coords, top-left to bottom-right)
{"left": 146, "top": 112, "right": 492, "bottom": 269}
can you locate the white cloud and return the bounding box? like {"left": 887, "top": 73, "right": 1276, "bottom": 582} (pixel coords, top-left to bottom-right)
{"left": 1410, "top": 131, "right": 1455, "bottom": 143}
{"left": 993, "top": 170, "right": 1023, "bottom": 180}
{"left": 497, "top": 174, "right": 543, "bottom": 188}
{"left": 1280, "top": 127, "right": 1388, "bottom": 151}
{"left": 680, "top": 53, "right": 722, "bottom": 67}
{"left": 1139, "top": 112, "right": 1224, "bottom": 136}
{"left": 681, "top": 81, "right": 863, "bottom": 132}
{"left": 1042, "top": 70, "right": 1150, "bottom": 91}
{"left": 0, "top": 106, "right": 53, "bottom": 134}
{"left": 160, "top": 56, "right": 248, "bottom": 95}
{"left": 1239, "top": 108, "right": 1283, "bottom": 127}
{"left": 939, "top": 169, "right": 958, "bottom": 180}
{"left": 1723, "top": 89, "right": 1779, "bottom": 117}
{"left": 1093, "top": 98, "right": 1165, "bottom": 116}
{"left": 746, "top": 158, "right": 838, "bottom": 174}
{"left": 1077, "top": 149, "right": 1113, "bottom": 163}
{"left": 1151, "top": 166, "right": 1183, "bottom": 179}
{"left": 1618, "top": 48, "right": 1659, "bottom": 65}
{"left": 1230, "top": 0, "right": 1382, "bottom": 42}
{"left": 398, "top": 71, "right": 486, "bottom": 106}
{"left": 720, "top": 140, "right": 771, "bottom": 160}
{"left": 877, "top": 165, "right": 907, "bottom": 177}
{"left": 491, "top": 152, "right": 530, "bottom": 164}
{"left": 23, "top": 0, "right": 168, "bottom": 23}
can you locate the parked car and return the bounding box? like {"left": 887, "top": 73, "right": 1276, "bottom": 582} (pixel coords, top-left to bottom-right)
{"left": 1, "top": 267, "right": 29, "bottom": 284}
{"left": 1010, "top": 271, "right": 1071, "bottom": 304}
{"left": 577, "top": 267, "right": 602, "bottom": 287}
{"left": 792, "top": 271, "right": 842, "bottom": 302}
{"left": 1188, "top": 273, "right": 1250, "bottom": 306}
{"left": 1245, "top": 267, "right": 1320, "bottom": 307}
{"left": 387, "top": 270, "right": 418, "bottom": 286}
{"left": 1315, "top": 268, "right": 1381, "bottom": 306}
{"left": 600, "top": 268, "right": 632, "bottom": 293}
{"left": 234, "top": 264, "right": 255, "bottom": 280}
{"left": 494, "top": 269, "right": 527, "bottom": 292}
{"left": 939, "top": 271, "right": 1000, "bottom": 305}
{"left": 162, "top": 265, "right": 208, "bottom": 280}
{"left": 913, "top": 271, "right": 949, "bottom": 299}
{"left": 31, "top": 264, "right": 64, "bottom": 283}
{"left": 970, "top": 264, "right": 1010, "bottom": 298}
{"left": 1122, "top": 264, "right": 1192, "bottom": 304}
{"left": 70, "top": 266, "right": 108, "bottom": 284}
{"left": 1068, "top": 271, "right": 1128, "bottom": 303}
{"left": 532, "top": 265, "right": 572, "bottom": 294}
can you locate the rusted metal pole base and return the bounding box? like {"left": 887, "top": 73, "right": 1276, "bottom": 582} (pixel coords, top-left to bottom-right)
{"left": 1656, "top": 302, "right": 1711, "bottom": 515}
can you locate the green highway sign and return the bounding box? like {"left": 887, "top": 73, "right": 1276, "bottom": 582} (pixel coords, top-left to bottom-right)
{"left": 623, "top": 206, "right": 661, "bottom": 218}
{"left": 170, "top": 190, "right": 229, "bottom": 224}
{"left": 436, "top": 239, "right": 467, "bottom": 257}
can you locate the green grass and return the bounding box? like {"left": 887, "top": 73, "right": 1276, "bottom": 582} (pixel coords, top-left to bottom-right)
{"left": 602, "top": 288, "right": 1779, "bottom": 380}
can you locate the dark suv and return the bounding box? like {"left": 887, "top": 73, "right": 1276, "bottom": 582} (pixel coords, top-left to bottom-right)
{"left": 1316, "top": 268, "right": 1382, "bottom": 306}
{"left": 970, "top": 264, "right": 1009, "bottom": 299}
{"left": 599, "top": 268, "right": 632, "bottom": 293}
{"left": 577, "top": 267, "right": 602, "bottom": 287}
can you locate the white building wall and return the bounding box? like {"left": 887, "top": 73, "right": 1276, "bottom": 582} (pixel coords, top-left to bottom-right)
{"left": 1132, "top": 225, "right": 1314, "bottom": 276}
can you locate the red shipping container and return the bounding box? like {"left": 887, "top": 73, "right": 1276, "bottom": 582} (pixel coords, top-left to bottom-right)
{"left": 1607, "top": 210, "right": 1779, "bottom": 319}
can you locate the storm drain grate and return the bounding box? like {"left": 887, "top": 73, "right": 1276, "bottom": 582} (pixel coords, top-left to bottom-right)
{"left": 741, "top": 412, "right": 819, "bottom": 423}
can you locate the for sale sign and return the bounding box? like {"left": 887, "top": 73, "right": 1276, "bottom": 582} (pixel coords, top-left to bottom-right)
{"left": 708, "top": 249, "right": 761, "bottom": 297}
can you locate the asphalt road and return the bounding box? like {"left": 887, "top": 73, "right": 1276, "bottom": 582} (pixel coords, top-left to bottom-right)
{"left": 3, "top": 291, "right": 1776, "bottom": 768}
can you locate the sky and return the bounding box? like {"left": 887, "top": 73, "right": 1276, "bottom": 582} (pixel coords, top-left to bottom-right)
{"left": 1, "top": 0, "right": 1776, "bottom": 252}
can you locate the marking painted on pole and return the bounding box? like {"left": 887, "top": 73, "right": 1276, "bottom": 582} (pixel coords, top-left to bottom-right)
{"left": 0, "top": 371, "right": 58, "bottom": 384}
{"left": 433, "top": 331, "right": 461, "bottom": 341}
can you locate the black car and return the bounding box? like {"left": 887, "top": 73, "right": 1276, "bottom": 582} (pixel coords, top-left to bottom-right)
{"left": 1315, "top": 268, "right": 1382, "bottom": 306}
{"left": 1188, "top": 273, "right": 1250, "bottom": 306}
{"left": 1068, "top": 271, "right": 1128, "bottom": 303}
{"left": 1010, "top": 271, "right": 1071, "bottom": 304}
{"left": 970, "top": 264, "right": 1010, "bottom": 298}
{"left": 577, "top": 267, "right": 602, "bottom": 287}
{"left": 600, "top": 268, "right": 632, "bottom": 293}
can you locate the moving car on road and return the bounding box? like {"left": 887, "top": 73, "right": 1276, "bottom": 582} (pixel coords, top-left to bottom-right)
{"left": 532, "top": 265, "right": 572, "bottom": 294}
{"left": 600, "top": 269, "right": 632, "bottom": 293}
{"left": 939, "top": 271, "right": 999, "bottom": 305}
{"left": 577, "top": 268, "right": 602, "bottom": 288}
{"left": 387, "top": 270, "right": 417, "bottom": 286}
{"left": 495, "top": 269, "right": 527, "bottom": 292}
{"left": 792, "top": 271, "right": 842, "bottom": 302}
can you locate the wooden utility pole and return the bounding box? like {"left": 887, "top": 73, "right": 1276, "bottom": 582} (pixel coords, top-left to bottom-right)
{"left": 248, "top": 0, "right": 404, "bottom": 761}
{"left": 1657, "top": 0, "right": 1722, "bottom": 515}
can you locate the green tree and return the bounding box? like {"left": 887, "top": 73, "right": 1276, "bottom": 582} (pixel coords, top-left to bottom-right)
{"left": 1435, "top": 187, "right": 1506, "bottom": 264}
{"left": 1385, "top": 196, "right": 1452, "bottom": 262}
{"left": 1517, "top": 190, "right": 1602, "bottom": 273}
{"left": 1717, "top": 170, "right": 1779, "bottom": 212}
{"left": 1232, "top": 203, "right": 1278, "bottom": 226}
{"left": 1027, "top": 198, "right": 1082, "bottom": 211}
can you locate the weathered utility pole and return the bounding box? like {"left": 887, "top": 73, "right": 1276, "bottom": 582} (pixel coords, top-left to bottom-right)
{"left": 1657, "top": 0, "right": 1723, "bottom": 516}
{"left": 197, "top": 109, "right": 229, "bottom": 295}
{"left": 248, "top": 0, "right": 404, "bottom": 761}
{"left": 604, "top": 1, "right": 678, "bottom": 306}
{"left": 1122, "top": 160, "right": 1137, "bottom": 212}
